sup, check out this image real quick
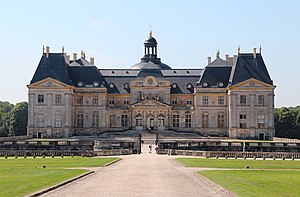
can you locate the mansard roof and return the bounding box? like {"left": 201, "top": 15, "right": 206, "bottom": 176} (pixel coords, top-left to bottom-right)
{"left": 30, "top": 53, "right": 71, "bottom": 85}
{"left": 229, "top": 53, "right": 273, "bottom": 86}
{"left": 68, "top": 66, "right": 106, "bottom": 87}
{"left": 197, "top": 56, "right": 232, "bottom": 88}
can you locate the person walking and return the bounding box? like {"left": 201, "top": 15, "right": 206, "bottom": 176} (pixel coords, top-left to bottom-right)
{"left": 149, "top": 144, "right": 152, "bottom": 153}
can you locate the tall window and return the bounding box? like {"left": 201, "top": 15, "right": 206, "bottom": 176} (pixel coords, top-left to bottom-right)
{"left": 121, "top": 115, "right": 128, "bottom": 127}
{"left": 258, "top": 95, "right": 264, "bottom": 106}
{"left": 172, "top": 114, "right": 179, "bottom": 127}
{"left": 185, "top": 114, "right": 192, "bottom": 128}
{"left": 54, "top": 111, "right": 62, "bottom": 128}
{"left": 240, "top": 95, "right": 246, "bottom": 105}
{"left": 38, "top": 94, "right": 44, "bottom": 103}
{"left": 136, "top": 114, "right": 142, "bottom": 127}
{"left": 37, "top": 113, "right": 44, "bottom": 127}
{"left": 93, "top": 96, "right": 99, "bottom": 105}
{"left": 158, "top": 114, "right": 164, "bottom": 127}
{"left": 202, "top": 113, "right": 209, "bottom": 128}
{"left": 258, "top": 113, "right": 265, "bottom": 128}
{"left": 109, "top": 114, "right": 116, "bottom": 127}
{"left": 218, "top": 96, "right": 224, "bottom": 105}
{"left": 186, "top": 99, "right": 192, "bottom": 105}
{"left": 217, "top": 113, "right": 224, "bottom": 128}
{"left": 76, "top": 112, "right": 83, "bottom": 127}
{"left": 203, "top": 96, "right": 209, "bottom": 105}
{"left": 77, "top": 96, "right": 83, "bottom": 105}
{"left": 92, "top": 111, "right": 99, "bottom": 128}
{"left": 171, "top": 97, "right": 177, "bottom": 105}
{"left": 239, "top": 113, "right": 247, "bottom": 128}
{"left": 123, "top": 97, "right": 129, "bottom": 105}
{"left": 55, "top": 94, "right": 61, "bottom": 104}
{"left": 108, "top": 97, "right": 114, "bottom": 106}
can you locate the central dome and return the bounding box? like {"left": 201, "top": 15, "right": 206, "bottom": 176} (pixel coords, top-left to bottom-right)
{"left": 131, "top": 31, "right": 172, "bottom": 70}
{"left": 131, "top": 61, "right": 171, "bottom": 70}
{"left": 144, "top": 36, "right": 157, "bottom": 44}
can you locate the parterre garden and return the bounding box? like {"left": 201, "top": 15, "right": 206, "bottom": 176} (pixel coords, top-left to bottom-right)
{"left": 177, "top": 158, "right": 300, "bottom": 197}
{"left": 0, "top": 156, "right": 118, "bottom": 197}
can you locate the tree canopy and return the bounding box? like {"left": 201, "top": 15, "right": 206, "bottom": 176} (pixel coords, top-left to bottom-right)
{"left": 275, "top": 106, "right": 300, "bottom": 139}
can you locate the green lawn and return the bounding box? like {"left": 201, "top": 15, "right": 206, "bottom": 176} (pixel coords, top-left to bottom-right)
{"left": 176, "top": 158, "right": 300, "bottom": 169}
{"left": 0, "top": 157, "right": 119, "bottom": 197}
{"left": 177, "top": 158, "right": 300, "bottom": 196}
{"left": 200, "top": 170, "right": 300, "bottom": 197}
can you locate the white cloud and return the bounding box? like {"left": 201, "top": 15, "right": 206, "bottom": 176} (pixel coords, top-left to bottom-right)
{"left": 85, "top": 20, "right": 114, "bottom": 29}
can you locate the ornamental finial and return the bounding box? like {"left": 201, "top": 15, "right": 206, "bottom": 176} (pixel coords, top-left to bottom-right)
{"left": 149, "top": 30, "right": 152, "bottom": 37}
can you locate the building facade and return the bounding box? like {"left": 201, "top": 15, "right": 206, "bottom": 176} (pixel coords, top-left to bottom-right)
{"left": 27, "top": 32, "right": 275, "bottom": 139}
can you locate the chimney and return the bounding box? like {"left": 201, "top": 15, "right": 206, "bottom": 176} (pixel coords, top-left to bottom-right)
{"left": 233, "top": 55, "right": 238, "bottom": 65}
{"left": 46, "top": 46, "right": 50, "bottom": 58}
{"left": 73, "top": 53, "right": 77, "bottom": 61}
{"left": 81, "top": 50, "right": 85, "bottom": 59}
{"left": 207, "top": 56, "right": 211, "bottom": 64}
{"left": 66, "top": 55, "right": 70, "bottom": 64}
{"left": 90, "top": 57, "right": 95, "bottom": 65}
{"left": 228, "top": 57, "right": 234, "bottom": 65}
{"left": 253, "top": 48, "right": 257, "bottom": 59}
{"left": 238, "top": 46, "right": 240, "bottom": 54}
{"left": 62, "top": 46, "right": 64, "bottom": 53}
{"left": 225, "top": 54, "right": 229, "bottom": 62}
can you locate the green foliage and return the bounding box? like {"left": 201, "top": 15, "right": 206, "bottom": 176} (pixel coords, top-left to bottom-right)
{"left": 9, "top": 102, "right": 28, "bottom": 136}
{"left": 199, "top": 170, "right": 300, "bottom": 197}
{"left": 275, "top": 106, "right": 300, "bottom": 138}
{"left": 0, "top": 101, "right": 28, "bottom": 136}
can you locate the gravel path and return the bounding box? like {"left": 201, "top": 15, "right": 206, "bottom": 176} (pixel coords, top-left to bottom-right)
{"left": 42, "top": 144, "right": 237, "bottom": 197}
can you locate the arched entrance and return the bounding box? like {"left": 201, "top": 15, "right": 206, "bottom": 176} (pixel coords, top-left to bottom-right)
{"left": 147, "top": 114, "right": 154, "bottom": 130}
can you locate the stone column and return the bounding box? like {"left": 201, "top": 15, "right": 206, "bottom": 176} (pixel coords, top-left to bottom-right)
{"left": 249, "top": 94, "right": 255, "bottom": 128}
{"left": 28, "top": 93, "right": 35, "bottom": 127}
{"left": 268, "top": 93, "right": 274, "bottom": 128}
{"left": 47, "top": 93, "right": 52, "bottom": 127}
{"left": 228, "top": 92, "right": 237, "bottom": 128}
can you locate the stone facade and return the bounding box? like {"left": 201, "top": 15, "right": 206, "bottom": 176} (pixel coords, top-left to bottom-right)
{"left": 27, "top": 33, "right": 275, "bottom": 140}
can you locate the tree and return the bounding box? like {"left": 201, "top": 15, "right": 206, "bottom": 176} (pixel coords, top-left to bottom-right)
{"left": 0, "top": 101, "right": 14, "bottom": 136}
{"left": 275, "top": 106, "right": 300, "bottom": 139}
{"left": 9, "top": 102, "right": 28, "bottom": 136}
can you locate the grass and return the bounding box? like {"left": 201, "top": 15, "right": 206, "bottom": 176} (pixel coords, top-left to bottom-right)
{"left": 0, "top": 156, "right": 119, "bottom": 197}
{"left": 176, "top": 158, "right": 300, "bottom": 169}
{"left": 177, "top": 158, "right": 300, "bottom": 196}
{"left": 199, "top": 170, "right": 300, "bottom": 197}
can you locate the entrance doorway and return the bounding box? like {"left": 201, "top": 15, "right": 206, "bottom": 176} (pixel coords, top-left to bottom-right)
{"left": 259, "top": 133, "right": 265, "bottom": 140}
{"left": 37, "top": 132, "right": 43, "bottom": 139}
{"left": 150, "top": 118, "right": 154, "bottom": 130}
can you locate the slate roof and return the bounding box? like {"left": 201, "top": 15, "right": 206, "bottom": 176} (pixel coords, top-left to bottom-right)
{"left": 229, "top": 53, "right": 273, "bottom": 86}
{"left": 30, "top": 51, "right": 273, "bottom": 94}
{"left": 30, "top": 53, "right": 71, "bottom": 85}
{"left": 68, "top": 66, "right": 106, "bottom": 87}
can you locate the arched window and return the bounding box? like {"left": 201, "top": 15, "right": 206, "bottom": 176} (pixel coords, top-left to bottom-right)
{"left": 158, "top": 114, "right": 164, "bottom": 127}
{"left": 136, "top": 114, "right": 142, "bottom": 127}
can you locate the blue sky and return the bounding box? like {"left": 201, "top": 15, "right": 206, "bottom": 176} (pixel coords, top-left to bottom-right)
{"left": 0, "top": 0, "right": 299, "bottom": 107}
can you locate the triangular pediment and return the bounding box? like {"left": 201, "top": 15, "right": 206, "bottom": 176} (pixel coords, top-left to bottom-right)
{"left": 131, "top": 99, "right": 171, "bottom": 108}
{"left": 27, "top": 77, "right": 74, "bottom": 89}
{"left": 229, "top": 78, "right": 275, "bottom": 90}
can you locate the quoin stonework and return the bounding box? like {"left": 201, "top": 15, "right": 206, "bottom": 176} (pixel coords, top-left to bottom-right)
{"left": 27, "top": 32, "right": 275, "bottom": 140}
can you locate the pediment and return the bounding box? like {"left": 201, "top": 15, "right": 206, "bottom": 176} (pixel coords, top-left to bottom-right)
{"left": 27, "top": 77, "right": 74, "bottom": 89}
{"left": 131, "top": 99, "right": 171, "bottom": 108}
{"left": 229, "top": 78, "right": 275, "bottom": 90}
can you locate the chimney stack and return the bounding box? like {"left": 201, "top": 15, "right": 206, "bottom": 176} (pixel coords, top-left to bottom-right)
{"left": 233, "top": 55, "right": 238, "bottom": 65}
{"left": 259, "top": 46, "right": 262, "bottom": 53}
{"left": 225, "top": 54, "right": 229, "bottom": 62}
{"left": 81, "top": 50, "right": 85, "bottom": 59}
{"left": 46, "top": 46, "right": 50, "bottom": 58}
{"left": 66, "top": 55, "right": 70, "bottom": 64}
{"left": 253, "top": 48, "right": 257, "bottom": 59}
{"left": 62, "top": 46, "right": 64, "bottom": 53}
{"left": 73, "top": 53, "right": 77, "bottom": 61}
{"left": 207, "top": 56, "right": 211, "bottom": 64}
{"left": 90, "top": 57, "right": 95, "bottom": 65}
{"left": 238, "top": 46, "right": 240, "bottom": 54}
